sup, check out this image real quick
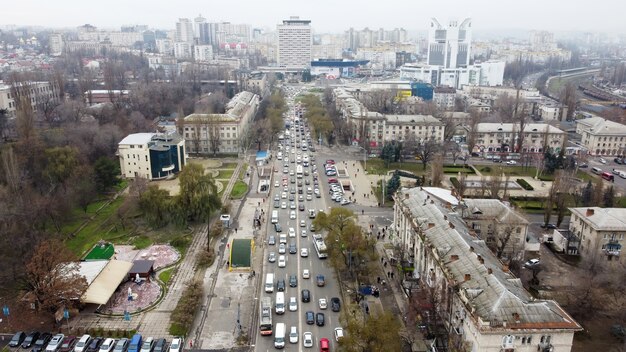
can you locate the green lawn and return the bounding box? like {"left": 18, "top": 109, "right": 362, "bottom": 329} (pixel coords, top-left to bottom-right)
{"left": 132, "top": 235, "right": 152, "bottom": 250}
{"left": 363, "top": 159, "right": 427, "bottom": 176}
{"left": 230, "top": 180, "right": 248, "bottom": 199}
{"left": 220, "top": 162, "right": 238, "bottom": 169}
{"left": 217, "top": 169, "right": 235, "bottom": 180}
{"left": 159, "top": 268, "right": 175, "bottom": 284}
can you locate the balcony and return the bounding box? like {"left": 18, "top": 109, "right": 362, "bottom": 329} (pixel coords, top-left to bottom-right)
{"left": 604, "top": 241, "right": 622, "bottom": 257}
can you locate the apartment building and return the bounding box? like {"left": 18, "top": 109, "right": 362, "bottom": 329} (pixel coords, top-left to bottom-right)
{"left": 575, "top": 117, "right": 626, "bottom": 156}
{"left": 433, "top": 86, "right": 456, "bottom": 111}
{"left": 471, "top": 123, "right": 565, "bottom": 154}
{"left": 569, "top": 207, "right": 626, "bottom": 265}
{"left": 393, "top": 187, "right": 581, "bottom": 352}
{"left": 277, "top": 17, "right": 311, "bottom": 69}
{"left": 182, "top": 91, "right": 259, "bottom": 154}
{"left": 118, "top": 132, "right": 186, "bottom": 180}
{"left": 0, "top": 81, "right": 61, "bottom": 118}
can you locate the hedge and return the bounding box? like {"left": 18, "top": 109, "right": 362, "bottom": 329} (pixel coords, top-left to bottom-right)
{"left": 450, "top": 177, "right": 461, "bottom": 189}
{"left": 516, "top": 179, "right": 534, "bottom": 191}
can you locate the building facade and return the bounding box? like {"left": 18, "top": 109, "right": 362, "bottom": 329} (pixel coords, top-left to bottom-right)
{"left": 433, "top": 86, "right": 456, "bottom": 111}
{"left": 569, "top": 207, "right": 626, "bottom": 265}
{"left": 49, "top": 33, "right": 64, "bottom": 56}
{"left": 277, "top": 17, "right": 311, "bottom": 69}
{"left": 427, "top": 18, "right": 472, "bottom": 68}
{"left": 176, "top": 18, "right": 194, "bottom": 44}
{"left": 471, "top": 123, "right": 565, "bottom": 154}
{"left": 575, "top": 117, "right": 626, "bottom": 156}
{"left": 182, "top": 91, "right": 259, "bottom": 154}
{"left": 193, "top": 44, "right": 214, "bottom": 62}
{"left": 0, "top": 81, "right": 61, "bottom": 118}
{"left": 393, "top": 187, "right": 581, "bottom": 352}
{"left": 118, "top": 132, "right": 187, "bottom": 180}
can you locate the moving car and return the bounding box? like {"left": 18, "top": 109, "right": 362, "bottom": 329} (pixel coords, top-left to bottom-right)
{"left": 300, "top": 248, "right": 308, "bottom": 257}
{"left": 524, "top": 258, "right": 540, "bottom": 268}
{"left": 301, "top": 289, "right": 311, "bottom": 303}
{"left": 289, "top": 326, "right": 298, "bottom": 344}
{"left": 278, "top": 255, "right": 286, "bottom": 268}
{"left": 268, "top": 252, "right": 276, "bottom": 263}
{"left": 302, "top": 269, "right": 310, "bottom": 279}
{"left": 331, "top": 297, "right": 341, "bottom": 312}
{"left": 302, "top": 332, "right": 313, "bottom": 348}
{"left": 289, "top": 297, "right": 298, "bottom": 312}
{"left": 289, "top": 227, "right": 296, "bottom": 237}
{"left": 318, "top": 298, "right": 327, "bottom": 310}
{"left": 278, "top": 243, "right": 286, "bottom": 254}
{"left": 277, "top": 279, "right": 286, "bottom": 292}
{"left": 316, "top": 312, "right": 325, "bottom": 326}
{"left": 334, "top": 327, "right": 345, "bottom": 342}
{"left": 268, "top": 235, "right": 276, "bottom": 245}
{"left": 305, "top": 311, "right": 315, "bottom": 325}
{"left": 289, "top": 274, "right": 298, "bottom": 287}
{"left": 316, "top": 275, "right": 325, "bottom": 287}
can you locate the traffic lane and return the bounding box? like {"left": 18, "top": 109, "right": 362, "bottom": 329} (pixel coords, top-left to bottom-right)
{"left": 586, "top": 159, "right": 626, "bottom": 191}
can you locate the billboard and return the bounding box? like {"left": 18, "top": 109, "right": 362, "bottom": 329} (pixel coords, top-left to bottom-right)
{"left": 311, "top": 67, "right": 341, "bottom": 78}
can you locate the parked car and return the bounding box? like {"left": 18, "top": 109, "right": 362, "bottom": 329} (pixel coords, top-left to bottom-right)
{"left": 524, "top": 258, "right": 540, "bottom": 268}
{"left": 112, "top": 338, "right": 128, "bottom": 352}
{"left": 33, "top": 333, "right": 53, "bottom": 352}
{"left": 46, "top": 334, "right": 65, "bottom": 352}
{"left": 22, "top": 332, "right": 41, "bottom": 349}
{"left": 86, "top": 338, "right": 104, "bottom": 352}
{"left": 152, "top": 339, "right": 166, "bottom": 352}
{"left": 331, "top": 297, "right": 341, "bottom": 312}
{"left": 168, "top": 338, "right": 182, "bottom": 352}
{"left": 334, "top": 327, "right": 345, "bottom": 342}
{"left": 73, "top": 335, "right": 92, "bottom": 352}
{"left": 59, "top": 336, "right": 77, "bottom": 352}
{"left": 9, "top": 332, "right": 26, "bottom": 348}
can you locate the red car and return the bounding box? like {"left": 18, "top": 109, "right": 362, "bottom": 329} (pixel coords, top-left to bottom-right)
{"left": 325, "top": 159, "right": 335, "bottom": 165}
{"left": 327, "top": 178, "right": 338, "bottom": 184}
{"left": 59, "top": 336, "right": 77, "bottom": 352}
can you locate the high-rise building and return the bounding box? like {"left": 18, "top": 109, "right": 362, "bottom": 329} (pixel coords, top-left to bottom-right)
{"left": 194, "top": 15, "right": 209, "bottom": 45}
{"left": 193, "top": 45, "right": 213, "bottom": 62}
{"left": 176, "top": 18, "right": 194, "bottom": 44}
{"left": 49, "top": 33, "right": 64, "bottom": 56}
{"left": 427, "top": 17, "right": 472, "bottom": 68}
{"left": 277, "top": 16, "right": 312, "bottom": 69}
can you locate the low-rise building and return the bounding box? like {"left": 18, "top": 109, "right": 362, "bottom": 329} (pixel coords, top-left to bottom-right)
{"left": 0, "top": 80, "right": 61, "bottom": 118}
{"left": 575, "top": 117, "right": 626, "bottom": 156}
{"left": 393, "top": 187, "right": 582, "bottom": 352}
{"left": 471, "top": 123, "right": 565, "bottom": 154}
{"left": 118, "top": 132, "right": 187, "bottom": 180}
{"left": 85, "top": 90, "right": 129, "bottom": 106}
{"left": 182, "top": 91, "right": 259, "bottom": 154}
{"left": 433, "top": 86, "right": 456, "bottom": 111}
{"left": 568, "top": 207, "right": 626, "bottom": 265}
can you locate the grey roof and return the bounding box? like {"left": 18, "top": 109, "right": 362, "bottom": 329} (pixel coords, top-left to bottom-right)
{"left": 576, "top": 117, "right": 626, "bottom": 135}
{"left": 476, "top": 123, "right": 564, "bottom": 134}
{"left": 398, "top": 187, "right": 581, "bottom": 331}
{"left": 129, "top": 260, "right": 155, "bottom": 275}
{"left": 462, "top": 199, "right": 529, "bottom": 225}
{"left": 569, "top": 207, "right": 626, "bottom": 231}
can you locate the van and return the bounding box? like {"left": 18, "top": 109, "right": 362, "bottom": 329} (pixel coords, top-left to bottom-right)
{"left": 319, "top": 337, "right": 330, "bottom": 352}
{"left": 127, "top": 335, "right": 142, "bottom": 352}
{"left": 265, "top": 273, "right": 275, "bottom": 293}
{"left": 271, "top": 210, "right": 279, "bottom": 224}
{"left": 275, "top": 292, "right": 285, "bottom": 315}
{"left": 591, "top": 167, "right": 602, "bottom": 175}
{"left": 274, "top": 323, "right": 286, "bottom": 349}
{"left": 601, "top": 172, "right": 614, "bottom": 182}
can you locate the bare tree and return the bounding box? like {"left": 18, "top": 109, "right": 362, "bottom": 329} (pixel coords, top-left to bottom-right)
{"left": 445, "top": 140, "right": 462, "bottom": 163}
{"left": 430, "top": 154, "right": 444, "bottom": 187}
{"left": 486, "top": 172, "right": 503, "bottom": 199}
{"left": 416, "top": 140, "right": 440, "bottom": 170}
{"left": 466, "top": 110, "right": 483, "bottom": 154}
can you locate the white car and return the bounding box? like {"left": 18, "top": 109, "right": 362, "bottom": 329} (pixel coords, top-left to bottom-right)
{"left": 278, "top": 255, "right": 286, "bottom": 268}
{"left": 300, "top": 220, "right": 306, "bottom": 227}
{"left": 289, "top": 227, "right": 296, "bottom": 237}
{"left": 46, "top": 334, "right": 65, "bottom": 352}
{"left": 600, "top": 158, "right": 607, "bottom": 164}
{"left": 169, "top": 338, "right": 183, "bottom": 352}
{"left": 302, "top": 269, "right": 310, "bottom": 279}
{"left": 289, "top": 296, "right": 298, "bottom": 311}
{"left": 98, "top": 339, "right": 115, "bottom": 352}
{"left": 506, "top": 160, "right": 517, "bottom": 165}
{"left": 300, "top": 248, "right": 308, "bottom": 257}
{"left": 268, "top": 252, "right": 276, "bottom": 263}
{"left": 301, "top": 229, "right": 307, "bottom": 237}
{"left": 334, "top": 327, "right": 345, "bottom": 342}
{"left": 341, "top": 198, "right": 351, "bottom": 205}
{"left": 278, "top": 243, "right": 286, "bottom": 254}
{"left": 274, "top": 181, "right": 280, "bottom": 187}
{"left": 289, "top": 326, "right": 299, "bottom": 344}
{"left": 281, "top": 192, "right": 287, "bottom": 199}
{"left": 319, "top": 298, "right": 327, "bottom": 310}
{"left": 290, "top": 211, "right": 296, "bottom": 219}
{"left": 281, "top": 202, "right": 287, "bottom": 209}
{"left": 303, "top": 332, "right": 313, "bottom": 348}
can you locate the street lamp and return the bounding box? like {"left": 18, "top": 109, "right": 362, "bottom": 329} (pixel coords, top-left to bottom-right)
{"left": 358, "top": 146, "right": 367, "bottom": 172}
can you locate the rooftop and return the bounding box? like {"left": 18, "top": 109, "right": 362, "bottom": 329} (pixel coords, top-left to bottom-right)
{"left": 476, "top": 122, "right": 564, "bottom": 134}
{"left": 397, "top": 187, "right": 581, "bottom": 331}
{"left": 576, "top": 117, "right": 626, "bottom": 135}
{"left": 570, "top": 207, "right": 626, "bottom": 231}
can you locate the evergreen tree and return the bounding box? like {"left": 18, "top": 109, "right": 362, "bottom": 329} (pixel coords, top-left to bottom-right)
{"left": 603, "top": 186, "right": 615, "bottom": 208}
{"left": 386, "top": 172, "right": 401, "bottom": 200}
{"left": 581, "top": 181, "right": 593, "bottom": 206}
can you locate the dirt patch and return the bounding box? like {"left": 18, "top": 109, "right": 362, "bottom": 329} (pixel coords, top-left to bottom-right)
{"left": 573, "top": 315, "right": 626, "bottom": 352}
{"left": 99, "top": 280, "right": 161, "bottom": 314}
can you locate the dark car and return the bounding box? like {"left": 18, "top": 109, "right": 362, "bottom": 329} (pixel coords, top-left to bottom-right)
{"left": 305, "top": 311, "right": 315, "bottom": 325}
{"left": 86, "top": 338, "right": 104, "bottom": 352}
{"left": 274, "top": 223, "right": 282, "bottom": 232}
{"left": 273, "top": 200, "right": 280, "bottom": 208}
{"left": 22, "top": 332, "right": 41, "bottom": 349}
{"left": 316, "top": 275, "right": 325, "bottom": 287}
{"left": 299, "top": 203, "right": 305, "bottom": 211}
{"left": 615, "top": 158, "right": 623, "bottom": 164}
{"left": 9, "top": 332, "right": 26, "bottom": 348}
{"left": 330, "top": 297, "right": 341, "bottom": 312}
{"left": 301, "top": 289, "right": 311, "bottom": 303}
{"left": 59, "top": 336, "right": 77, "bottom": 352}
{"left": 316, "top": 312, "right": 325, "bottom": 326}
{"left": 112, "top": 339, "right": 129, "bottom": 352}
{"left": 578, "top": 163, "right": 588, "bottom": 168}
{"left": 152, "top": 339, "right": 167, "bottom": 352}
{"left": 268, "top": 235, "right": 276, "bottom": 245}
{"left": 289, "top": 242, "right": 297, "bottom": 254}
{"left": 289, "top": 274, "right": 298, "bottom": 287}
{"left": 540, "top": 223, "right": 557, "bottom": 229}
{"left": 33, "top": 333, "right": 53, "bottom": 352}
{"left": 277, "top": 279, "right": 286, "bottom": 292}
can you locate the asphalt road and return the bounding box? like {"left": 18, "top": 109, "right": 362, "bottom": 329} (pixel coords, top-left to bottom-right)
{"left": 255, "top": 119, "right": 343, "bottom": 350}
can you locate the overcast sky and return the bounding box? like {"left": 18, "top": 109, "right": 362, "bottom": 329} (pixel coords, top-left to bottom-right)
{"left": 3, "top": 0, "right": 625, "bottom": 35}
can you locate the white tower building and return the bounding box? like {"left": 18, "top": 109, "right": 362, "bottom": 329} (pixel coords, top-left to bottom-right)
{"left": 427, "top": 18, "right": 472, "bottom": 68}
{"left": 176, "top": 18, "right": 194, "bottom": 44}
{"left": 277, "top": 16, "right": 312, "bottom": 69}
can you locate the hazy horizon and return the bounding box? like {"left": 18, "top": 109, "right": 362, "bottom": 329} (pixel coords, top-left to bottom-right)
{"left": 2, "top": 0, "right": 626, "bottom": 36}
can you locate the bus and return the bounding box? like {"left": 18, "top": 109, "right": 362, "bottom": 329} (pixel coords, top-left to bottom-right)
{"left": 296, "top": 165, "right": 303, "bottom": 179}
{"left": 313, "top": 234, "right": 328, "bottom": 259}
{"left": 259, "top": 296, "right": 273, "bottom": 336}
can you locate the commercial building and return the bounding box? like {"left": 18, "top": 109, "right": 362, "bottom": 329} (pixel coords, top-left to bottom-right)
{"left": 471, "top": 123, "right": 565, "bottom": 154}
{"left": 400, "top": 61, "right": 505, "bottom": 89}
{"left": 277, "top": 17, "right": 311, "bottom": 69}
{"left": 118, "top": 132, "right": 187, "bottom": 180}
{"left": 568, "top": 207, "right": 626, "bottom": 265}
{"left": 427, "top": 18, "right": 472, "bottom": 68}
{"left": 575, "top": 117, "right": 626, "bottom": 156}
{"left": 393, "top": 187, "right": 582, "bottom": 352}
{"left": 182, "top": 91, "right": 259, "bottom": 154}
{"left": 0, "top": 80, "right": 61, "bottom": 118}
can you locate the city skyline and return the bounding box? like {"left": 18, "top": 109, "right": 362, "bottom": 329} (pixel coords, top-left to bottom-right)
{"left": 2, "top": 0, "right": 626, "bottom": 35}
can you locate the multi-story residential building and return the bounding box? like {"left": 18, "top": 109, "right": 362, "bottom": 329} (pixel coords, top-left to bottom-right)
{"left": 0, "top": 81, "right": 61, "bottom": 118}
{"left": 174, "top": 42, "right": 192, "bottom": 59}
{"left": 118, "top": 132, "right": 187, "bottom": 180}
{"left": 471, "top": 123, "right": 565, "bottom": 154}
{"left": 433, "top": 86, "right": 456, "bottom": 111}
{"left": 193, "top": 45, "right": 214, "bottom": 62}
{"left": 568, "top": 207, "right": 626, "bottom": 265}
{"left": 242, "top": 71, "right": 269, "bottom": 97}
{"left": 427, "top": 18, "right": 472, "bottom": 68}
{"left": 156, "top": 38, "right": 173, "bottom": 55}
{"left": 277, "top": 17, "right": 311, "bottom": 69}
{"left": 182, "top": 91, "right": 259, "bottom": 154}
{"left": 176, "top": 18, "right": 194, "bottom": 44}
{"left": 393, "top": 187, "right": 582, "bottom": 352}
{"left": 49, "top": 33, "right": 64, "bottom": 56}
{"left": 575, "top": 117, "right": 626, "bottom": 156}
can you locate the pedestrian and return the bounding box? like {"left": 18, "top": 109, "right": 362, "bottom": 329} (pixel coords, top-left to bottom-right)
{"left": 387, "top": 271, "right": 390, "bottom": 277}
{"left": 391, "top": 272, "right": 394, "bottom": 279}
{"left": 377, "top": 234, "right": 380, "bottom": 240}
{"left": 378, "top": 231, "right": 381, "bottom": 236}
{"left": 384, "top": 262, "right": 387, "bottom": 267}
{"left": 382, "top": 234, "right": 386, "bottom": 240}
{"left": 189, "top": 340, "right": 193, "bottom": 349}
{"left": 357, "top": 168, "right": 360, "bottom": 172}
{"left": 235, "top": 228, "right": 238, "bottom": 234}
{"left": 377, "top": 277, "right": 381, "bottom": 283}
{"left": 362, "top": 209, "right": 365, "bottom": 215}
{"left": 381, "top": 257, "right": 384, "bottom": 263}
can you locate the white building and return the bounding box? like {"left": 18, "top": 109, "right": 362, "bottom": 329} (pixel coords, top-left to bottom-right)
{"left": 427, "top": 18, "right": 472, "bottom": 68}
{"left": 569, "top": 207, "right": 626, "bottom": 265}
{"left": 49, "top": 33, "right": 64, "bottom": 56}
{"left": 193, "top": 45, "right": 214, "bottom": 62}
{"left": 277, "top": 17, "right": 311, "bottom": 69}
{"left": 471, "top": 123, "right": 565, "bottom": 154}
{"left": 0, "top": 81, "right": 61, "bottom": 118}
{"left": 575, "top": 117, "right": 626, "bottom": 156}
{"left": 433, "top": 86, "right": 457, "bottom": 111}
{"left": 118, "top": 132, "right": 187, "bottom": 180}
{"left": 176, "top": 18, "right": 194, "bottom": 44}
{"left": 400, "top": 60, "right": 504, "bottom": 89}
{"left": 174, "top": 42, "right": 192, "bottom": 59}
{"left": 182, "top": 91, "right": 260, "bottom": 154}
{"left": 156, "top": 38, "right": 173, "bottom": 55}
{"left": 393, "top": 187, "right": 582, "bottom": 352}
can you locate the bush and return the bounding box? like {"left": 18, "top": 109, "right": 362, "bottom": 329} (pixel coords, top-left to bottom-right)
{"left": 517, "top": 179, "right": 534, "bottom": 191}
{"left": 450, "top": 177, "right": 461, "bottom": 189}
{"left": 169, "top": 280, "right": 203, "bottom": 336}
{"left": 481, "top": 166, "right": 492, "bottom": 173}
{"left": 196, "top": 249, "right": 215, "bottom": 269}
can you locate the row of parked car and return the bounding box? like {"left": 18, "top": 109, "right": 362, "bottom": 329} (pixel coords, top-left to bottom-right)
{"left": 8, "top": 332, "right": 183, "bottom": 352}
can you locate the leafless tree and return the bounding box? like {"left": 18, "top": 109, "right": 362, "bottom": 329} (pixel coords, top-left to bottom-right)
{"left": 430, "top": 154, "right": 444, "bottom": 187}
{"left": 445, "top": 140, "right": 462, "bottom": 163}
{"left": 416, "top": 140, "right": 440, "bottom": 170}
{"left": 486, "top": 172, "right": 503, "bottom": 199}
{"left": 466, "top": 110, "right": 483, "bottom": 154}
{"left": 560, "top": 83, "right": 577, "bottom": 121}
